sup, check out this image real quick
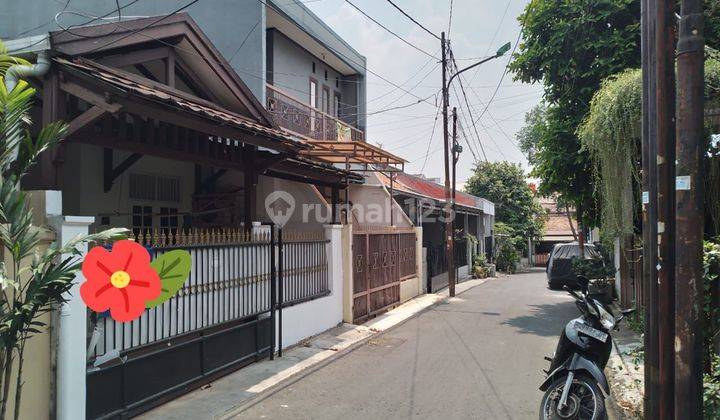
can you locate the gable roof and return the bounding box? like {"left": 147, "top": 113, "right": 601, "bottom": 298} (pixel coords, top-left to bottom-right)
{"left": 49, "top": 13, "right": 277, "bottom": 127}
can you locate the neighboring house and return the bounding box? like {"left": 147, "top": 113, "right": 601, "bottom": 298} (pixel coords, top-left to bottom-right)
{"left": 381, "top": 173, "right": 495, "bottom": 293}
{"left": 533, "top": 197, "right": 578, "bottom": 266}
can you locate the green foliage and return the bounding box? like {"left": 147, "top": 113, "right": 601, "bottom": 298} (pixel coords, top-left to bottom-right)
{"left": 705, "top": 353, "right": 720, "bottom": 419}
{"left": 0, "top": 41, "right": 128, "bottom": 419}
{"left": 579, "top": 69, "right": 642, "bottom": 239}
{"left": 493, "top": 223, "right": 520, "bottom": 273}
{"left": 471, "top": 252, "right": 489, "bottom": 278}
{"left": 510, "top": 0, "right": 641, "bottom": 226}
{"left": 464, "top": 161, "right": 545, "bottom": 242}
{"left": 704, "top": 241, "right": 720, "bottom": 361}
{"left": 146, "top": 250, "right": 192, "bottom": 308}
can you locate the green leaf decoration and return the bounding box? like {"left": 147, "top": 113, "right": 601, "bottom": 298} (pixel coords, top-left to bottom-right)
{"left": 146, "top": 250, "right": 192, "bottom": 309}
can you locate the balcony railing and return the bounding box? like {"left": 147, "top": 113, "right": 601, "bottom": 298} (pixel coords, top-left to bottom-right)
{"left": 266, "top": 84, "right": 364, "bottom": 142}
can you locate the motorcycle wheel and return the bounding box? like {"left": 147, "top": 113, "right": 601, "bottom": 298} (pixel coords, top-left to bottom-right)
{"left": 539, "top": 373, "right": 606, "bottom": 420}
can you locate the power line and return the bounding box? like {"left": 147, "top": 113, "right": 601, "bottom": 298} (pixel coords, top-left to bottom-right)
{"left": 343, "top": 0, "right": 438, "bottom": 59}
{"left": 472, "top": 11, "right": 528, "bottom": 126}
{"left": 228, "top": 19, "right": 261, "bottom": 63}
{"left": 384, "top": 0, "right": 440, "bottom": 40}
{"left": 84, "top": 0, "right": 203, "bottom": 54}
{"left": 420, "top": 105, "right": 442, "bottom": 172}
{"left": 449, "top": 50, "right": 486, "bottom": 161}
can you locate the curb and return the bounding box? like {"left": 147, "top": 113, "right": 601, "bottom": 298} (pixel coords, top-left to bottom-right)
{"left": 216, "top": 277, "right": 491, "bottom": 419}
{"left": 605, "top": 336, "right": 643, "bottom": 419}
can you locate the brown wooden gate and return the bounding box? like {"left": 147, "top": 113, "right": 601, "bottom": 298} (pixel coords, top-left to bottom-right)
{"left": 352, "top": 228, "right": 416, "bottom": 323}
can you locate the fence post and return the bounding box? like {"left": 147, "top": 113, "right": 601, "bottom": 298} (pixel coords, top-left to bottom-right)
{"left": 269, "top": 224, "right": 276, "bottom": 360}
{"left": 414, "top": 226, "right": 424, "bottom": 296}
{"left": 324, "top": 224, "right": 344, "bottom": 321}
{"left": 48, "top": 209, "right": 94, "bottom": 420}
{"left": 342, "top": 224, "right": 354, "bottom": 323}
{"left": 277, "top": 227, "right": 283, "bottom": 357}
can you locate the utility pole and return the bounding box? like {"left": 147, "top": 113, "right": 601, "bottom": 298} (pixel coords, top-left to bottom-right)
{"left": 641, "top": 0, "right": 661, "bottom": 417}
{"left": 452, "top": 107, "right": 459, "bottom": 285}
{"left": 654, "top": 0, "right": 677, "bottom": 417}
{"left": 441, "top": 31, "right": 456, "bottom": 297}
{"left": 675, "top": 0, "right": 704, "bottom": 417}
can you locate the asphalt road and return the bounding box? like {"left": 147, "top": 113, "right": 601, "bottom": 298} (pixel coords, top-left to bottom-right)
{"left": 238, "top": 269, "right": 594, "bottom": 420}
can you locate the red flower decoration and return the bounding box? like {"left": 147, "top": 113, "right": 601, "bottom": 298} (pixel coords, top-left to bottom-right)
{"left": 80, "top": 240, "right": 161, "bottom": 322}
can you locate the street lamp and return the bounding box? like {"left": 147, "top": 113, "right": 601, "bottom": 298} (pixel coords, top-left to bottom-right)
{"left": 441, "top": 37, "right": 510, "bottom": 297}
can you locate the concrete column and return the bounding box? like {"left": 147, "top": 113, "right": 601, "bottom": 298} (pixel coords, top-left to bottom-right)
{"left": 324, "top": 224, "right": 344, "bottom": 302}
{"left": 341, "top": 224, "right": 354, "bottom": 323}
{"left": 48, "top": 208, "right": 94, "bottom": 420}
{"left": 414, "top": 226, "right": 424, "bottom": 296}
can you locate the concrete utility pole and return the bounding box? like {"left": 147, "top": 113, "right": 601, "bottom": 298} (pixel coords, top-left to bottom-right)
{"left": 675, "top": 0, "right": 705, "bottom": 417}
{"left": 653, "top": 0, "right": 677, "bottom": 417}
{"left": 441, "top": 31, "right": 456, "bottom": 297}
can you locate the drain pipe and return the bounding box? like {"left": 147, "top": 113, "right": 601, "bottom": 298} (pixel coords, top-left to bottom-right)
{"left": 4, "top": 50, "right": 50, "bottom": 93}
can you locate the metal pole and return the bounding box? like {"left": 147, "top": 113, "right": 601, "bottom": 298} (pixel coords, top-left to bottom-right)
{"left": 441, "top": 31, "right": 456, "bottom": 297}
{"left": 278, "top": 227, "right": 284, "bottom": 357}
{"left": 642, "top": 0, "right": 660, "bottom": 416}
{"left": 675, "top": 1, "right": 704, "bottom": 417}
{"left": 269, "top": 224, "right": 276, "bottom": 360}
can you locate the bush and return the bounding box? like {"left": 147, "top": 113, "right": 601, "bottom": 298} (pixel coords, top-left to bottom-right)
{"left": 496, "top": 241, "right": 520, "bottom": 273}
{"left": 705, "top": 353, "right": 720, "bottom": 419}
{"left": 472, "top": 253, "right": 489, "bottom": 278}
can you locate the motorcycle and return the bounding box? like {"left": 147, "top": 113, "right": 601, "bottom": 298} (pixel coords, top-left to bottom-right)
{"left": 539, "top": 276, "right": 634, "bottom": 420}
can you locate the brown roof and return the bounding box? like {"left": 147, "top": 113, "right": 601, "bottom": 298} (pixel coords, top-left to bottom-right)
{"left": 544, "top": 214, "right": 577, "bottom": 236}
{"left": 56, "top": 57, "right": 306, "bottom": 150}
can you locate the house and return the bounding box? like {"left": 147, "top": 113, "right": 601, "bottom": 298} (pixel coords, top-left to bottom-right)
{"left": 1, "top": 1, "right": 425, "bottom": 418}
{"left": 3, "top": 10, "right": 368, "bottom": 419}
{"left": 533, "top": 197, "right": 578, "bottom": 266}
{"left": 381, "top": 172, "right": 495, "bottom": 292}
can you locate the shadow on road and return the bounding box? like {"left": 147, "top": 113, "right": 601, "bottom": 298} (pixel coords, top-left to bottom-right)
{"left": 501, "top": 300, "right": 577, "bottom": 337}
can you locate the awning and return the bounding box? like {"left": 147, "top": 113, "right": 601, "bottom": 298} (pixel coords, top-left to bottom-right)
{"left": 301, "top": 140, "right": 406, "bottom": 172}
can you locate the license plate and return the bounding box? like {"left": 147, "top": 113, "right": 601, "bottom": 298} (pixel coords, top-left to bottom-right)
{"left": 575, "top": 322, "right": 608, "bottom": 342}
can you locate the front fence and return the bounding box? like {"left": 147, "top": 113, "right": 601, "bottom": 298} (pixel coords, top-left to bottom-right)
{"left": 352, "top": 228, "right": 417, "bottom": 323}
{"left": 86, "top": 226, "right": 328, "bottom": 419}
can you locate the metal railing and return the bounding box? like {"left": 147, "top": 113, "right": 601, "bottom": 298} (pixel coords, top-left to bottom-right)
{"left": 279, "top": 230, "right": 330, "bottom": 307}
{"left": 88, "top": 227, "right": 329, "bottom": 361}
{"left": 266, "top": 84, "right": 364, "bottom": 142}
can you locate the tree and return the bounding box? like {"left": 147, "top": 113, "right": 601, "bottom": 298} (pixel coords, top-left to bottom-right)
{"left": 0, "top": 42, "right": 126, "bottom": 419}
{"left": 464, "top": 161, "right": 545, "bottom": 245}
{"left": 510, "top": 0, "right": 642, "bottom": 229}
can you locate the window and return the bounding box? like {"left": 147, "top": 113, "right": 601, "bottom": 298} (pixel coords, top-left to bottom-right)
{"left": 309, "top": 79, "right": 317, "bottom": 108}
{"left": 336, "top": 77, "right": 339, "bottom": 88}
{"left": 334, "top": 93, "right": 341, "bottom": 118}
{"left": 160, "top": 207, "right": 179, "bottom": 236}
{"left": 322, "top": 86, "right": 330, "bottom": 114}
{"left": 324, "top": 69, "right": 328, "bottom": 80}
{"left": 312, "top": 62, "right": 316, "bottom": 73}
{"left": 132, "top": 205, "right": 153, "bottom": 236}
{"left": 129, "top": 173, "right": 181, "bottom": 203}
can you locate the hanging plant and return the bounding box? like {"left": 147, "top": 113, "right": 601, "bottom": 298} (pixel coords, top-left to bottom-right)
{"left": 578, "top": 69, "right": 642, "bottom": 240}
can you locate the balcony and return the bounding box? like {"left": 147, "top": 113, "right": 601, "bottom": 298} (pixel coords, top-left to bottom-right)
{"left": 266, "top": 84, "right": 364, "bottom": 142}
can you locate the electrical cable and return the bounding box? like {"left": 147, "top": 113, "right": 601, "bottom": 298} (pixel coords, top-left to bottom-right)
{"left": 343, "top": 0, "right": 438, "bottom": 60}
{"left": 384, "top": 0, "right": 440, "bottom": 40}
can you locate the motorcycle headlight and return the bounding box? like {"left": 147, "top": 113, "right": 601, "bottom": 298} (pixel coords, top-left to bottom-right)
{"left": 596, "top": 301, "right": 616, "bottom": 330}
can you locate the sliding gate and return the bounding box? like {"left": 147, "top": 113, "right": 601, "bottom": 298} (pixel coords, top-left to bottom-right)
{"left": 86, "top": 227, "right": 278, "bottom": 419}
{"left": 352, "top": 228, "right": 416, "bottom": 323}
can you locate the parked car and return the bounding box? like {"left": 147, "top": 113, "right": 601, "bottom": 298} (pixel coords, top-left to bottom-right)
{"left": 546, "top": 243, "right": 597, "bottom": 289}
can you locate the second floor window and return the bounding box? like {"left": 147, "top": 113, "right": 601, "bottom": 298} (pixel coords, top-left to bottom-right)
{"left": 309, "top": 79, "right": 317, "bottom": 108}
{"left": 334, "top": 94, "right": 341, "bottom": 118}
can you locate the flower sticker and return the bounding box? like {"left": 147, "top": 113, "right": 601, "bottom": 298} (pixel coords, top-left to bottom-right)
{"left": 81, "top": 240, "right": 161, "bottom": 322}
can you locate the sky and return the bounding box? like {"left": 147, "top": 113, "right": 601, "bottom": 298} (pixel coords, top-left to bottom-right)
{"left": 304, "top": 0, "right": 543, "bottom": 185}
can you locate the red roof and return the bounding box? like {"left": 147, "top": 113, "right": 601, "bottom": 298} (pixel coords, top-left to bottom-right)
{"left": 383, "top": 172, "right": 481, "bottom": 209}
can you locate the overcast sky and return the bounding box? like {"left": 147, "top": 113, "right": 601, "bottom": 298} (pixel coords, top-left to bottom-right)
{"left": 304, "top": 0, "right": 542, "bottom": 185}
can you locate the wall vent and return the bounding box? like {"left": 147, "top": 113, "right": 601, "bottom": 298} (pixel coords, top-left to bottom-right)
{"left": 129, "top": 173, "right": 181, "bottom": 203}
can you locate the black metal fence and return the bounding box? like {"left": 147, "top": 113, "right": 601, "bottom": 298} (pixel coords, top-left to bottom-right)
{"left": 279, "top": 231, "right": 330, "bottom": 308}
{"left": 86, "top": 226, "right": 329, "bottom": 419}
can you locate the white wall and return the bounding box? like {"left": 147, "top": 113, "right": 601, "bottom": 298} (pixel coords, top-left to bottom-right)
{"left": 276, "top": 224, "right": 344, "bottom": 349}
